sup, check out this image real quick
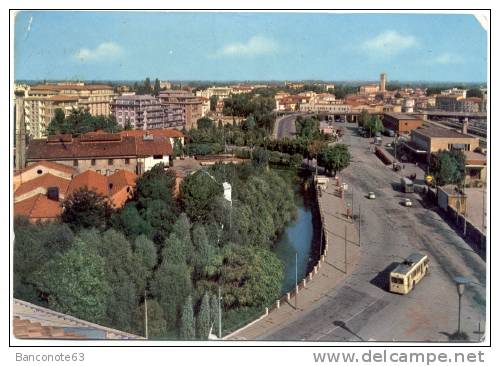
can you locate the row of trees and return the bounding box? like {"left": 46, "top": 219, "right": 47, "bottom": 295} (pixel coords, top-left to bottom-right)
{"left": 222, "top": 93, "right": 275, "bottom": 131}
{"left": 47, "top": 108, "right": 121, "bottom": 136}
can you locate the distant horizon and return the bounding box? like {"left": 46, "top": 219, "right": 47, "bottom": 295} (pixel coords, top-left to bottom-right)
{"left": 14, "top": 78, "right": 487, "bottom": 85}
{"left": 14, "top": 12, "right": 487, "bottom": 83}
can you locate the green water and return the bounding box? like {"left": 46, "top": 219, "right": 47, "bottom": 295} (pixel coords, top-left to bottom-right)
{"left": 274, "top": 194, "right": 314, "bottom": 294}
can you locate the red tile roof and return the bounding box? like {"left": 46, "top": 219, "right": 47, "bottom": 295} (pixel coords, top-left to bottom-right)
{"left": 66, "top": 170, "right": 109, "bottom": 197}
{"left": 14, "top": 173, "right": 70, "bottom": 198}
{"left": 14, "top": 194, "right": 62, "bottom": 220}
{"left": 107, "top": 170, "right": 137, "bottom": 196}
{"left": 14, "top": 161, "right": 77, "bottom": 176}
{"left": 28, "top": 132, "right": 173, "bottom": 161}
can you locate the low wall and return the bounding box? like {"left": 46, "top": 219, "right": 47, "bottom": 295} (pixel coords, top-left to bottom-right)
{"left": 223, "top": 183, "right": 328, "bottom": 339}
{"left": 426, "top": 188, "right": 486, "bottom": 260}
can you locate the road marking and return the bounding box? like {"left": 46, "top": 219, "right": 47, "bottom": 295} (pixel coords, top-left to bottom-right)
{"left": 314, "top": 295, "right": 386, "bottom": 341}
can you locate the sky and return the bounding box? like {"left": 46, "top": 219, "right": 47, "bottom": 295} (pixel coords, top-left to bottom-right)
{"left": 14, "top": 11, "right": 488, "bottom": 82}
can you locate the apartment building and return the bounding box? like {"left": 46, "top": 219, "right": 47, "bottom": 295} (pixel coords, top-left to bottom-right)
{"left": 111, "top": 94, "right": 165, "bottom": 130}
{"left": 158, "top": 90, "right": 203, "bottom": 130}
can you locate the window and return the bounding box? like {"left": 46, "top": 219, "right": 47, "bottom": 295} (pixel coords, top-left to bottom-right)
{"left": 391, "top": 277, "right": 404, "bottom": 284}
{"left": 73, "top": 159, "right": 78, "bottom": 167}
{"left": 37, "top": 169, "right": 43, "bottom": 175}
{"left": 91, "top": 159, "right": 96, "bottom": 166}
{"left": 125, "top": 158, "right": 130, "bottom": 165}
{"left": 153, "top": 155, "right": 163, "bottom": 160}
{"left": 108, "top": 159, "right": 114, "bottom": 165}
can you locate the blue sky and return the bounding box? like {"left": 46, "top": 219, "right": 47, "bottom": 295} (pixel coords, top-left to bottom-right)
{"left": 14, "top": 12, "right": 487, "bottom": 82}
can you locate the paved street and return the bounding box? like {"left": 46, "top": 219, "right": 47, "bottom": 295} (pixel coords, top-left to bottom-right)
{"left": 273, "top": 113, "right": 298, "bottom": 139}
{"left": 261, "top": 122, "right": 486, "bottom": 342}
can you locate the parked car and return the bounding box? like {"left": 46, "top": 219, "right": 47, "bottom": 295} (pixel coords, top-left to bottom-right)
{"left": 368, "top": 192, "right": 376, "bottom": 199}
{"left": 403, "top": 198, "right": 412, "bottom": 207}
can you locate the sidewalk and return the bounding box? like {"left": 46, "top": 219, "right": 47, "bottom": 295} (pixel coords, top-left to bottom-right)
{"left": 226, "top": 180, "right": 360, "bottom": 340}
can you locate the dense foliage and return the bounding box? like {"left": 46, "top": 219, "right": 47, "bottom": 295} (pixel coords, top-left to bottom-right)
{"left": 14, "top": 161, "right": 293, "bottom": 339}
{"left": 430, "top": 150, "right": 466, "bottom": 186}
{"left": 47, "top": 108, "right": 120, "bottom": 136}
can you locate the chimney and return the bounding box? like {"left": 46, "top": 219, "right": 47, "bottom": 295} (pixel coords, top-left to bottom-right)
{"left": 47, "top": 186, "right": 59, "bottom": 201}
{"left": 14, "top": 92, "right": 26, "bottom": 170}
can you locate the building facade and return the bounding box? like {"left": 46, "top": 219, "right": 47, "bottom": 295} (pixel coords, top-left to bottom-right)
{"left": 26, "top": 131, "right": 173, "bottom": 176}
{"left": 158, "top": 90, "right": 203, "bottom": 130}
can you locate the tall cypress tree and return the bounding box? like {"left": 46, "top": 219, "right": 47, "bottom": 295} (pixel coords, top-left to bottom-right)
{"left": 196, "top": 292, "right": 211, "bottom": 340}
{"left": 180, "top": 295, "right": 195, "bottom": 340}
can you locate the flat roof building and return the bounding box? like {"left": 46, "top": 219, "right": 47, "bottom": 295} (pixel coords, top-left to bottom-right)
{"left": 382, "top": 113, "right": 424, "bottom": 134}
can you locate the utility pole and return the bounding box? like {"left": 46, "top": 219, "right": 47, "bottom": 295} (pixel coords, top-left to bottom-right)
{"left": 344, "top": 225, "right": 348, "bottom": 273}
{"left": 144, "top": 290, "right": 148, "bottom": 339}
{"left": 358, "top": 204, "right": 361, "bottom": 247}
{"left": 295, "top": 252, "right": 298, "bottom": 309}
{"left": 218, "top": 286, "right": 222, "bottom": 339}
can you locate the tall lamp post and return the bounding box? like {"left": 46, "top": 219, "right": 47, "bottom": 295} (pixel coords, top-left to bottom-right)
{"left": 454, "top": 276, "right": 470, "bottom": 335}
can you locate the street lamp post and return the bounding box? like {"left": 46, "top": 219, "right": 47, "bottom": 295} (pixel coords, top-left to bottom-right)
{"left": 454, "top": 276, "right": 470, "bottom": 335}
{"left": 295, "top": 252, "right": 298, "bottom": 309}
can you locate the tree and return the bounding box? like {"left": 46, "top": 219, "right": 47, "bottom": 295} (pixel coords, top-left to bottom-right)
{"left": 466, "top": 88, "right": 483, "bottom": 98}
{"left": 34, "top": 238, "right": 110, "bottom": 323}
{"left": 14, "top": 220, "right": 74, "bottom": 304}
{"left": 318, "top": 144, "right": 351, "bottom": 176}
{"left": 197, "top": 117, "right": 214, "bottom": 130}
{"left": 367, "top": 116, "right": 384, "bottom": 136}
{"left": 181, "top": 171, "right": 223, "bottom": 222}
{"left": 134, "top": 299, "right": 168, "bottom": 338}
{"left": 151, "top": 261, "right": 192, "bottom": 329}
{"left": 191, "top": 224, "right": 215, "bottom": 277}
{"left": 110, "top": 203, "right": 153, "bottom": 239}
{"left": 220, "top": 245, "right": 284, "bottom": 308}
{"left": 209, "top": 95, "right": 218, "bottom": 111}
{"left": 196, "top": 292, "right": 211, "bottom": 339}
{"left": 210, "top": 294, "right": 219, "bottom": 337}
{"left": 180, "top": 295, "right": 195, "bottom": 340}
{"left": 46, "top": 108, "right": 67, "bottom": 135}
{"left": 136, "top": 163, "right": 176, "bottom": 206}
{"left": 61, "top": 187, "right": 113, "bottom": 230}
{"left": 132, "top": 234, "right": 158, "bottom": 293}
{"left": 241, "top": 115, "right": 256, "bottom": 131}
{"left": 153, "top": 78, "right": 161, "bottom": 96}
{"left": 173, "top": 138, "right": 183, "bottom": 158}
{"left": 81, "top": 229, "right": 139, "bottom": 332}
{"left": 359, "top": 109, "right": 370, "bottom": 129}
{"left": 430, "top": 150, "right": 466, "bottom": 186}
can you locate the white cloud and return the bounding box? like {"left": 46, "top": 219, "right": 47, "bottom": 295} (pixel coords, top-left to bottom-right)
{"left": 213, "top": 35, "right": 279, "bottom": 57}
{"left": 361, "top": 30, "right": 418, "bottom": 56}
{"left": 430, "top": 52, "right": 465, "bottom": 65}
{"left": 74, "top": 42, "right": 123, "bottom": 62}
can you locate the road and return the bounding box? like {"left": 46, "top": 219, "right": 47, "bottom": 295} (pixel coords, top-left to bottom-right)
{"left": 273, "top": 113, "right": 299, "bottom": 139}
{"left": 262, "top": 122, "right": 486, "bottom": 342}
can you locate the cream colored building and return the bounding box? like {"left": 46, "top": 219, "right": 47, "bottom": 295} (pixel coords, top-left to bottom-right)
{"left": 28, "top": 83, "right": 116, "bottom": 116}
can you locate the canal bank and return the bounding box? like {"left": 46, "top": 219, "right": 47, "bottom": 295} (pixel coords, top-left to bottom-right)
{"left": 225, "top": 177, "right": 361, "bottom": 340}
{"left": 274, "top": 173, "right": 323, "bottom": 294}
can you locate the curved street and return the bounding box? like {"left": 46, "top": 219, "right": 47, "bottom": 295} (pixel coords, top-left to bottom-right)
{"left": 261, "top": 122, "right": 486, "bottom": 342}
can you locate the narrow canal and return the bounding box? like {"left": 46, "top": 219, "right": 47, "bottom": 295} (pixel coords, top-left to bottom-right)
{"left": 273, "top": 177, "right": 318, "bottom": 294}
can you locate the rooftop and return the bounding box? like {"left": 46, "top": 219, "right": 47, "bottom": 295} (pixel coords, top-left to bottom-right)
{"left": 14, "top": 173, "right": 71, "bottom": 199}
{"left": 14, "top": 194, "right": 62, "bottom": 220}
{"left": 27, "top": 131, "right": 173, "bottom": 160}
{"left": 13, "top": 298, "right": 143, "bottom": 340}
{"left": 384, "top": 112, "right": 419, "bottom": 120}
{"left": 412, "top": 126, "right": 476, "bottom": 139}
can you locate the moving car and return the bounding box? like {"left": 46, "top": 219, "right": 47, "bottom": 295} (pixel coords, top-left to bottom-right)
{"left": 368, "top": 192, "right": 376, "bottom": 199}
{"left": 403, "top": 198, "right": 412, "bottom": 207}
